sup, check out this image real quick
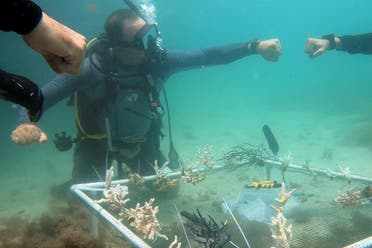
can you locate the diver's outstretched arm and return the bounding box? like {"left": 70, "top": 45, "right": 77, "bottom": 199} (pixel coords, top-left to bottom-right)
{"left": 163, "top": 38, "right": 281, "bottom": 76}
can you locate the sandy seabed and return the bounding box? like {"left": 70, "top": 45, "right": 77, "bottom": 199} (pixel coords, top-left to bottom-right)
{"left": 0, "top": 109, "right": 371, "bottom": 247}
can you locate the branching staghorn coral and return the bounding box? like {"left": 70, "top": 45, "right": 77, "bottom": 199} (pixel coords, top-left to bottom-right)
{"left": 197, "top": 145, "right": 215, "bottom": 169}
{"left": 152, "top": 160, "right": 178, "bottom": 192}
{"left": 181, "top": 168, "right": 206, "bottom": 185}
{"left": 181, "top": 160, "right": 205, "bottom": 185}
{"left": 270, "top": 205, "right": 292, "bottom": 248}
{"left": 129, "top": 172, "right": 145, "bottom": 186}
{"left": 338, "top": 165, "right": 352, "bottom": 183}
{"left": 96, "top": 167, "right": 129, "bottom": 214}
{"left": 302, "top": 160, "right": 317, "bottom": 179}
{"left": 334, "top": 186, "right": 365, "bottom": 207}
{"left": 168, "top": 235, "right": 182, "bottom": 248}
{"left": 96, "top": 167, "right": 168, "bottom": 241}
{"left": 270, "top": 183, "right": 296, "bottom": 248}
{"left": 275, "top": 183, "right": 296, "bottom": 208}
{"left": 124, "top": 198, "right": 168, "bottom": 241}
{"left": 279, "top": 152, "right": 292, "bottom": 172}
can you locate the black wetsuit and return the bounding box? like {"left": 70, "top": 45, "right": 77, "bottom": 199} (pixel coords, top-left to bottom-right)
{"left": 1, "top": 0, "right": 43, "bottom": 122}
{"left": 19, "top": 41, "right": 256, "bottom": 183}
{"left": 337, "top": 33, "right": 372, "bottom": 54}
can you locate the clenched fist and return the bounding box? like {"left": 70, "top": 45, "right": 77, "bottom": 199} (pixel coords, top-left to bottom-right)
{"left": 258, "top": 39, "right": 282, "bottom": 61}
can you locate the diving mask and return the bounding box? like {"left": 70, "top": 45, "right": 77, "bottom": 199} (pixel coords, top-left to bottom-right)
{"left": 117, "top": 24, "right": 166, "bottom": 63}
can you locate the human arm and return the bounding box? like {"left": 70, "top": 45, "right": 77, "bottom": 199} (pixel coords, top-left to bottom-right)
{"left": 161, "top": 39, "right": 281, "bottom": 75}
{"left": 12, "top": 58, "right": 94, "bottom": 144}
{"left": 11, "top": 74, "right": 81, "bottom": 144}
{"left": 305, "top": 33, "right": 372, "bottom": 58}
{"left": 1, "top": 0, "right": 86, "bottom": 74}
{"left": 12, "top": 73, "right": 84, "bottom": 144}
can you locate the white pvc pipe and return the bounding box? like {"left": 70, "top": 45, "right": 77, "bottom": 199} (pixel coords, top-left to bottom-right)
{"left": 74, "top": 160, "right": 372, "bottom": 191}
{"left": 264, "top": 159, "right": 372, "bottom": 184}
{"left": 73, "top": 164, "right": 227, "bottom": 190}
{"left": 343, "top": 236, "right": 372, "bottom": 248}
{"left": 91, "top": 191, "right": 99, "bottom": 239}
{"left": 71, "top": 185, "right": 151, "bottom": 248}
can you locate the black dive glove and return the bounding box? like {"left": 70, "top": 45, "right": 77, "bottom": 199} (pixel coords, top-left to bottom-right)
{"left": 0, "top": 69, "right": 43, "bottom": 122}
{"left": 53, "top": 132, "right": 76, "bottom": 151}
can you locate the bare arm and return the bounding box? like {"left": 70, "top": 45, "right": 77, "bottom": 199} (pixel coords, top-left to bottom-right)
{"left": 22, "top": 12, "right": 87, "bottom": 74}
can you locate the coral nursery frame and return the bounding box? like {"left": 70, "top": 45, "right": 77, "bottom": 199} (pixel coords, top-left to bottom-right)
{"left": 71, "top": 158, "right": 372, "bottom": 247}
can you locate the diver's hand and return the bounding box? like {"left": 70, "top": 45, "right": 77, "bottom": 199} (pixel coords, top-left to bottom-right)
{"left": 11, "top": 124, "right": 48, "bottom": 145}
{"left": 305, "top": 38, "right": 330, "bottom": 58}
{"left": 53, "top": 132, "right": 74, "bottom": 151}
{"left": 258, "top": 39, "right": 281, "bottom": 61}
{"left": 22, "top": 12, "right": 86, "bottom": 75}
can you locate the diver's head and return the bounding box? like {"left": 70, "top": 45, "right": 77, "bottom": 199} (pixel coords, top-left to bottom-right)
{"left": 104, "top": 9, "right": 165, "bottom": 65}
{"left": 105, "top": 9, "right": 145, "bottom": 45}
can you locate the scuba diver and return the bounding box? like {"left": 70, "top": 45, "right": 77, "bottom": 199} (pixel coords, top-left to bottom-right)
{"left": 11, "top": 7, "right": 281, "bottom": 187}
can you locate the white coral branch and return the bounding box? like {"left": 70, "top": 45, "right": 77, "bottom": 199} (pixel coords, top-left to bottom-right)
{"left": 125, "top": 198, "right": 168, "bottom": 241}
{"left": 270, "top": 183, "right": 295, "bottom": 248}
{"left": 168, "top": 235, "right": 182, "bottom": 248}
